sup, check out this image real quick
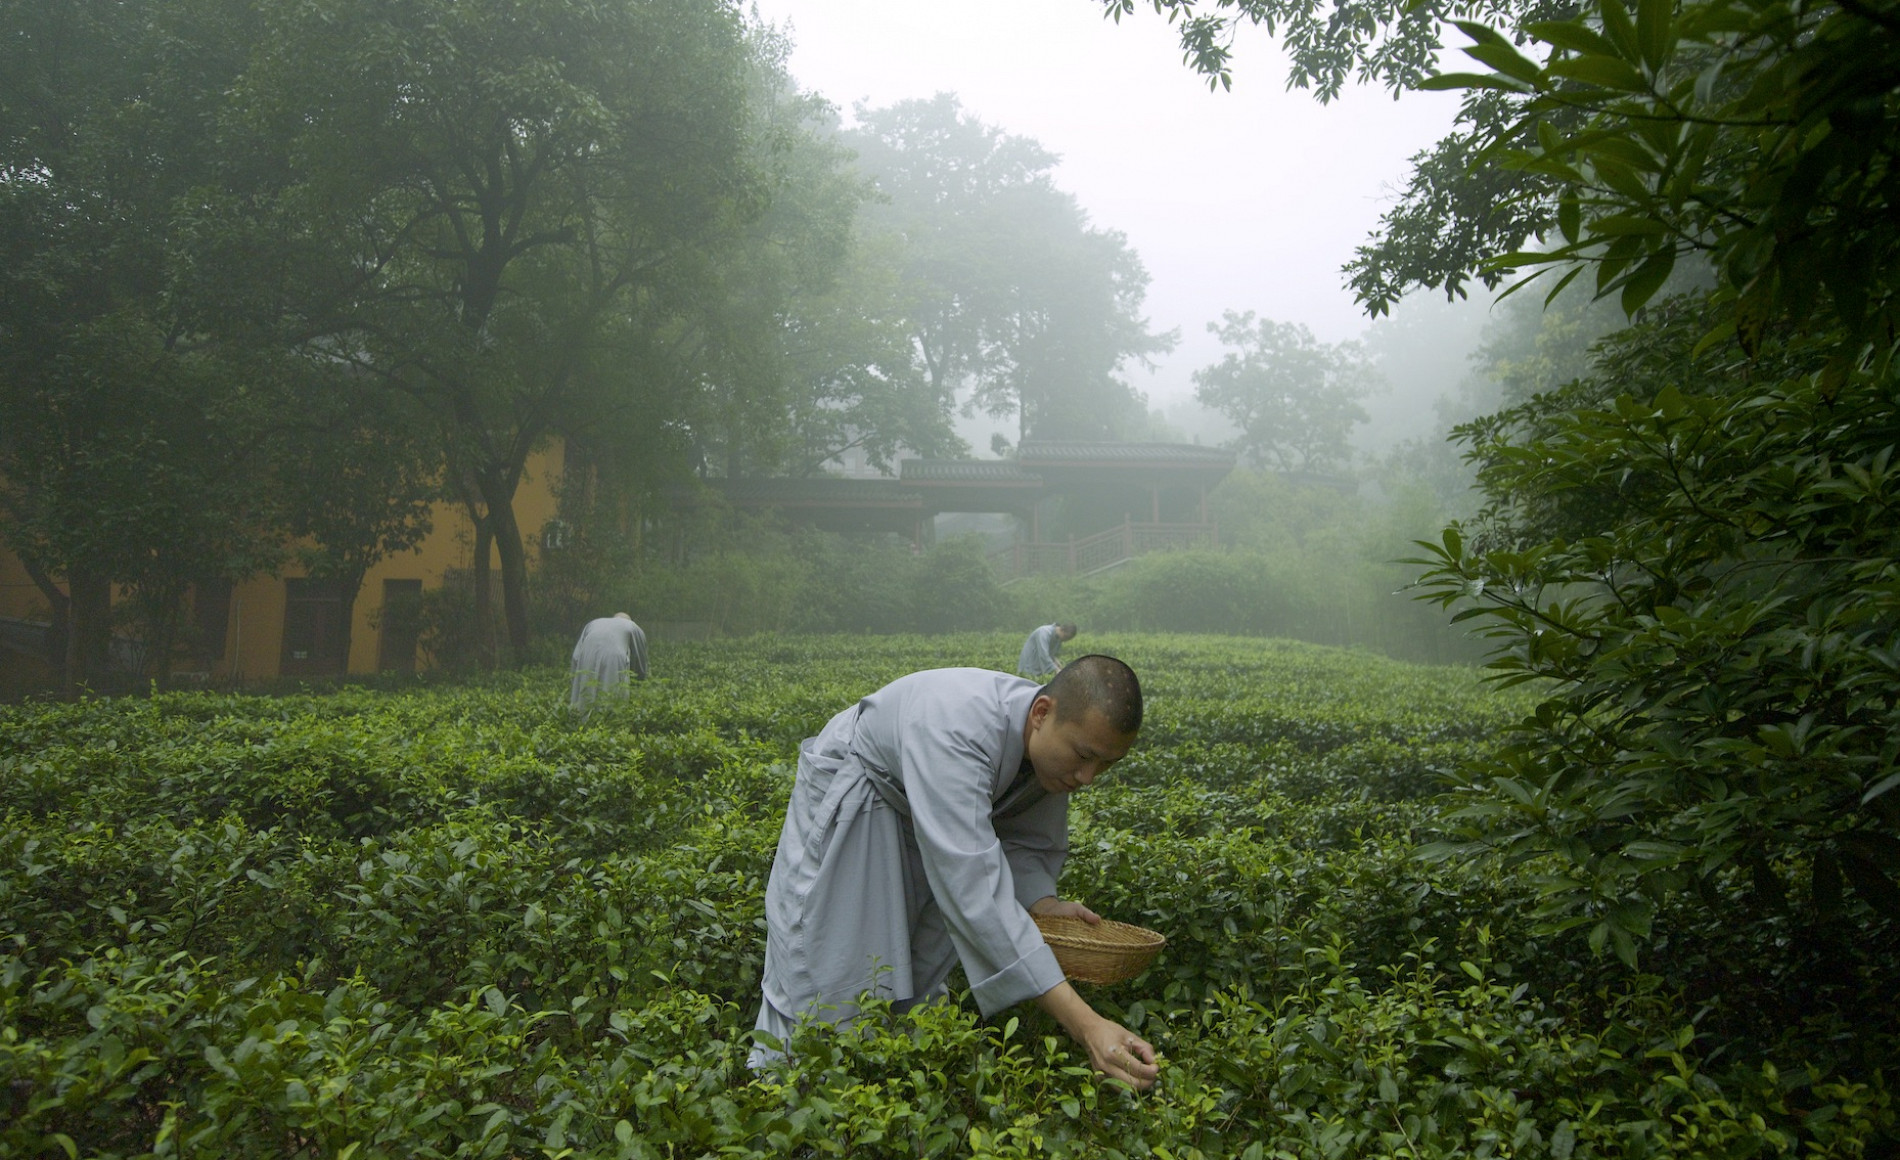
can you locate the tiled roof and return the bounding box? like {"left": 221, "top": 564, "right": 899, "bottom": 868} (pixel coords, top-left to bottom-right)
{"left": 899, "top": 459, "right": 1044, "bottom": 485}
{"left": 1017, "top": 441, "right": 1236, "bottom": 468}
{"left": 670, "top": 441, "right": 1233, "bottom": 514}
{"left": 697, "top": 478, "right": 923, "bottom": 508}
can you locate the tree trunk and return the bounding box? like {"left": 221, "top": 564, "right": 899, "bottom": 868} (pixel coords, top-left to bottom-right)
{"left": 472, "top": 517, "right": 496, "bottom": 670}
{"left": 18, "top": 553, "right": 70, "bottom": 679}
{"left": 65, "top": 571, "right": 112, "bottom": 693}
{"left": 336, "top": 566, "right": 366, "bottom": 677}
{"left": 147, "top": 593, "right": 179, "bottom": 689}
{"left": 477, "top": 466, "right": 532, "bottom": 668}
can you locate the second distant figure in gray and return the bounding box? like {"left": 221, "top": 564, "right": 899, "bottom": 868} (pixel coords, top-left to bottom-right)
{"left": 569, "top": 612, "right": 649, "bottom": 715}
{"left": 1017, "top": 622, "right": 1078, "bottom": 679}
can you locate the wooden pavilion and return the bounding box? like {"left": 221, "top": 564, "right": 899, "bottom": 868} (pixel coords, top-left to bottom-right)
{"left": 688, "top": 441, "right": 1236, "bottom": 579}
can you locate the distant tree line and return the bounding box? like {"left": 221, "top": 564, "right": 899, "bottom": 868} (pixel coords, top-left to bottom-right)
{"left": 0, "top": 0, "right": 1174, "bottom": 686}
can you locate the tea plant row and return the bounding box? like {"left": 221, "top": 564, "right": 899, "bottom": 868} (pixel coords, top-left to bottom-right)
{"left": 2, "top": 634, "right": 1890, "bottom": 1157}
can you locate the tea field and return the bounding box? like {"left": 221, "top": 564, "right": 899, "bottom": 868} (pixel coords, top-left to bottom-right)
{"left": 2, "top": 634, "right": 1892, "bottom": 1158}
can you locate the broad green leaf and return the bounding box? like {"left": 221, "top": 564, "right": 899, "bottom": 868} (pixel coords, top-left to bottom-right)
{"left": 1538, "top": 120, "right": 1568, "bottom": 157}
{"left": 1863, "top": 771, "right": 1900, "bottom": 804}
{"left": 1451, "top": 18, "right": 1512, "bottom": 45}
{"left": 1636, "top": 0, "right": 1676, "bottom": 70}
{"left": 1588, "top": 214, "right": 1669, "bottom": 236}
{"left": 1589, "top": 134, "right": 1666, "bottom": 170}
{"left": 1600, "top": 0, "right": 1640, "bottom": 62}
{"left": 1547, "top": 55, "right": 1650, "bottom": 91}
{"left": 1610, "top": 925, "right": 1638, "bottom": 967}
{"left": 1693, "top": 57, "right": 1726, "bottom": 104}
{"left": 1544, "top": 264, "right": 1586, "bottom": 305}
{"left": 1527, "top": 20, "right": 1622, "bottom": 58}
{"left": 1465, "top": 41, "right": 1546, "bottom": 85}
{"left": 1418, "top": 72, "right": 1530, "bottom": 92}
{"left": 1621, "top": 248, "right": 1677, "bottom": 313}
{"left": 1591, "top": 157, "right": 1657, "bottom": 201}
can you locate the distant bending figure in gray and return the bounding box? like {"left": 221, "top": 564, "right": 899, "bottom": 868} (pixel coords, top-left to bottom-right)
{"left": 568, "top": 613, "right": 648, "bottom": 715}
{"left": 1017, "top": 622, "right": 1077, "bottom": 678}
{"left": 751, "top": 656, "right": 1160, "bottom": 1091}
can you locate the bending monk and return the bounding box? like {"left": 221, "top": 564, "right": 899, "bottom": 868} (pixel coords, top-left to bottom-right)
{"left": 568, "top": 612, "right": 648, "bottom": 716}
{"left": 751, "top": 654, "right": 1159, "bottom": 1090}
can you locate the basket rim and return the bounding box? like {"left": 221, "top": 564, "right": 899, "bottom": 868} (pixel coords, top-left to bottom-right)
{"left": 1031, "top": 915, "right": 1167, "bottom": 953}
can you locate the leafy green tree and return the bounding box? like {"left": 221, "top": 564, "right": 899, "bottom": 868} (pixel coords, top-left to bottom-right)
{"left": 1098, "top": 0, "right": 1525, "bottom": 96}
{"left": 1422, "top": 0, "right": 1900, "bottom": 349}
{"left": 682, "top": 37, "right": 964, "bottom": 481}
{"left": 1104, "top": 0, "right": 1900, "bottom": 956}
{"left": 844, "top": 95, "right": 1173, "bottom": 444}
{"left": 0, "top": 0, "right": 285, "bottom": 687}
{"left": 1413, "top": 303, "right": 1900, "bottom": 958}
{"left": 1399, "top": 1, "right": 1900, "bottom": 947}
{"left": 0, "top": 325, "right": 288, "bottom": 686}
{"left": 1193, "top": 312, "right": 1381, "bottom": 473}
{"left": 774, "top": 228, "right": 968, "bottom": 474}
{"left": 235, "top": 0, "right": 760, "bottom": 666}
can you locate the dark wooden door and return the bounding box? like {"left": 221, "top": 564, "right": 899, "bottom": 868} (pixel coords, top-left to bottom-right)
{"left": 280, "top": 578, "right": 348, "bottom": 676}
{"left": 377, "top": 579, "right": 423, "bottom": 673}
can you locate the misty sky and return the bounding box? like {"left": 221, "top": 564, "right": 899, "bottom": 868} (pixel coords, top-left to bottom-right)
{"left": 746, "top": 0, "right": 1475, "bottom": 417}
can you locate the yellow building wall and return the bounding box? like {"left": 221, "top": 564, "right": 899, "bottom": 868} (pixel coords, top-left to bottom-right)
{"left": 1, "top": 440, "right": 564, "bottom": 681}
{"left": 227, "top": 439, "right": 565, "bottom": 678}
{"left": 0, "top": 549, "right": 51, "bottom": 623}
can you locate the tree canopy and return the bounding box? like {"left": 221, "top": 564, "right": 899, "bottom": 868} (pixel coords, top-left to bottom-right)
{"left": 1193, "top": 312, "right": 1381, "bottom": 473}
{"left": 843, "top": 94, "right": 1174, "bottom": 446}
{"left": 0, "top": 0, "right": 1180, "bottom": 682}
{"left": 1106, "top": 0, "right": 1900, "bottom": 956}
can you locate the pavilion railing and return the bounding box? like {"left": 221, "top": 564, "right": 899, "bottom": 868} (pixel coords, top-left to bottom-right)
{"left": 987, "top": 519, "right": 1217, "bottom": 582}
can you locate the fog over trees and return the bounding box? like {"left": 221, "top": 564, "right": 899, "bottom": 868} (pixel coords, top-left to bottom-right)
{"left": 12, "top": 0, "right": 1860, "bottom": 700}
{"left": 0, "top": 0, "right": 1192, "bottom": 683}
{"left": 843, "top": 94, "right": 1176, "bottom": 450}
{"left": 1, "top": 0, "right": 1895, "bottom": 1145}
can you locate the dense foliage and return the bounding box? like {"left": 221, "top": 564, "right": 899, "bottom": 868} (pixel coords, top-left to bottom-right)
{"left": 1106, "top": 0, "right": 1900, "bottom": 962}
{"left": 1409, "top": 301, "right": 1900, "bottom": 953}
{"left": 530, "top": 503, "right": 1476, "bottom": 665}
{"left": 1192, "top": 314, "right": 1380, "bottom": 474}
{"left": 4, "top": 635, "right": 1892, "bottom": 1156}
{"left": 1388, "top": 0, "right": 1900, "bottom": 953}
{"left": 841, "top": 95, "right": 1175, "bottom": 449}
{"left": 0, "top": 0, "right": 1174, "bottom": 686}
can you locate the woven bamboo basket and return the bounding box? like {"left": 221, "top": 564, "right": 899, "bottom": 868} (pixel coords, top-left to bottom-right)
{"left": 1033, "top": 915, "right": 1167, "bottom": 985}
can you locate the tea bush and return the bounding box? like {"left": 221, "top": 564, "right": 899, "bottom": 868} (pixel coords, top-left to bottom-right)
{"left": 2, "top": 633, "right": 1892, "bottom": 1157}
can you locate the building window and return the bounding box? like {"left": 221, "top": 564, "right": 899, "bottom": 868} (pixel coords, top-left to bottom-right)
{"left": 280, "top": 578, "right": 348, "bottom": 676}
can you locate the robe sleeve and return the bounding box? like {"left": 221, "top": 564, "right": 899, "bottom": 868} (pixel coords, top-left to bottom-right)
{"left": 898, "top": 697, "right": 1067, "bottom": 1016}
{"left": 628, "top": 623, "right": 649, "bottom": 680}
{"left": 994, "top": 791, "right": 1067, "bottom": 910}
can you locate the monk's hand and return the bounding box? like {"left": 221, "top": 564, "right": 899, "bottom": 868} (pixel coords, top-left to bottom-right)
{"left": 1035, "top": 981, "right": 1159, "bottom": 1091}
{"left": 1081, "top": 1017, "right": 1158, "bottom": 1091}
{"left": 1029, "top": 896, "right": 1101, "bottom": 924}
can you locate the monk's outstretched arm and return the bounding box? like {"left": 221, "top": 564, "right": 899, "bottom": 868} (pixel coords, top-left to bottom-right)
{"left": 1034, "top": 979, "right": 1158, "bottom": 1090}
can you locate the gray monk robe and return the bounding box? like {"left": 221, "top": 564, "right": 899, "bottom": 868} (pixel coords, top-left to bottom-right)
{"left": 752, "top": 667, "right": 1069, "bottom": 1056}
{"left": 567, "top": 616, "right": 648, "bottom": 714}
{"left": 1018, "top": 624, "right": 1064, "bottom": 677}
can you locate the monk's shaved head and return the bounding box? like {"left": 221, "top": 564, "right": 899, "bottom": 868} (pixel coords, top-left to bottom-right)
{"left": 1042, "top": 654, "right": 1142, "bottom": 735}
